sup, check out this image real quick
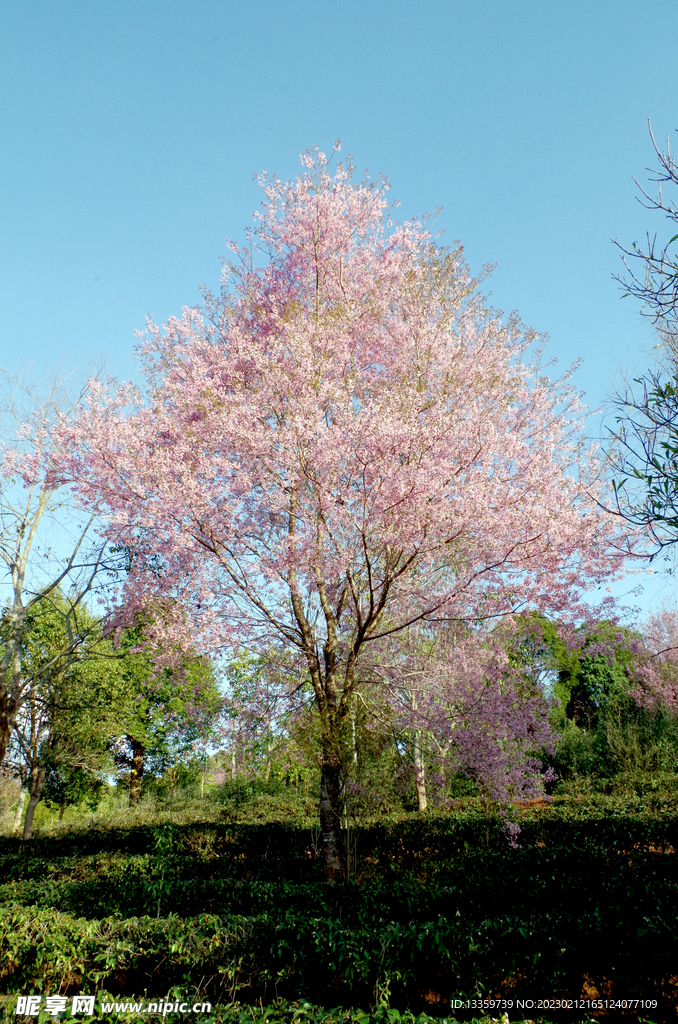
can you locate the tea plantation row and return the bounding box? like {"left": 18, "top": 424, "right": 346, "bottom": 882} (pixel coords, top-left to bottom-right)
{"left": 2, "top": 805, "right": 675, "bottom": 1020}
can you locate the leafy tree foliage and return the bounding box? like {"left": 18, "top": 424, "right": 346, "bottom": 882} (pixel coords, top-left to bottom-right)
{"left": 537, "top": 615, "right": 678, "bottom": 789}
{"left": 2, "top": 591, "right": 224, "bottom": 832}
{"left": 3, "top": 592, "right": 123, "bottom": 837}
{"left": 109, "top": 623, "right": 223, "bottom": 806}
{"left": 608, "top": 372, "right": 678, "bottom": 552}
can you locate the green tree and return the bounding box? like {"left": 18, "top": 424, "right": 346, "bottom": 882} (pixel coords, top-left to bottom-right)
{"left": 544, "top": 620, "right": 676, "bottom": 787}
{"left": 4, "top": 593, "right": 124, "bottom": 837}
{"left": 112, "top": 624, "right": 222, "bottom": 806}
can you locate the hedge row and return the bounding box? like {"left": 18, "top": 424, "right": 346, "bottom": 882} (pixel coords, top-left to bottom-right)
{"left": 2, "top": 806, "right": 678, "bottom": 885}
{"left": 1, "top": 823, "right": 676, "bottom": 923}
{"left": 1, "top": 855, "right": 677, "bottom": 928}
{"left": 0, "top": 903, "right": 676, "bottom": 1015}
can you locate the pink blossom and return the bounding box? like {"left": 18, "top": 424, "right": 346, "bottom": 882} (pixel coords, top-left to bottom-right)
{"left": 54, "top": 150, "right": 637, "bottom": 872}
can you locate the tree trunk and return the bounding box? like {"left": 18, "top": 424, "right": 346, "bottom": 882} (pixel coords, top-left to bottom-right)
{"left": 22, "top": 768, "right": 46, "bottom": 840}
{"left": 0, "top": 694, "right": 12, "bottom": 767}
{"left": 12, "top": 785, "right": 26, "bottom": 834}
{"left": 0, "top": 644, "right": 22, "bottom": 768}
{"left": 129, "top": 736, "right": 145, "bottom": 806}
{"left": 413, "top": 731, "right": 428, "bottom": 813}
{"left": 0, "top": 595, "right": 32, "bottom": 768}
{"left": 264, "top": 741, "right": 274, "bottom": 784}
{"left": 350, "top": 708, "right": 358, "bottom": 767}
{"left": 319, "top": 758, "right": 346, "bottom": 883}
{"left": 59, "top": 799, "right": 66, "bottom": 821}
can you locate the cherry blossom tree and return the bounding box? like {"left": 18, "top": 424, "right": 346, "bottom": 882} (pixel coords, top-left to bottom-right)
{"left": 371, "top": 619, "right": 559, "bottom": 812}
{"left": 631, "top": 606, "right": 678, "bottom": 715}
{"left": 60, "top": 148, "right": 631, "bottom": 880}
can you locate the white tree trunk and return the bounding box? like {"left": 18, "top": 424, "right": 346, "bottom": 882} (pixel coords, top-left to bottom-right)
{"left": 12, "top": 786, "right": 26, "bottom": 834}
{"left": 413, "top": 731, "right": 428, "bottom": 813}
{"left": 351, "top": 708, "right": 358, "bottom": 766}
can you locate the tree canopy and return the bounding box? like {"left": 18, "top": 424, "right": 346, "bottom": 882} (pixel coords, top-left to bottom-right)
{"left": 58, "top": 148, "right": 631, "bottom": 878}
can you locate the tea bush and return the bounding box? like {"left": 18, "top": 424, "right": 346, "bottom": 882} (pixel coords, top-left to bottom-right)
{"left": 0, "top": 801, "right": 676, "bottom": 1017}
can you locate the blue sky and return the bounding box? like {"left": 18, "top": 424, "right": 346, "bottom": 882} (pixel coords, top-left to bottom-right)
{"left": 1, "top": 0, "right": 678, "bottom": 612}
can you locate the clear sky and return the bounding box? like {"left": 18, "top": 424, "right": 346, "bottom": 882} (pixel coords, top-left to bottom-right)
{"left": 1, "top": 0, "right": 678, "bottom": 613}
